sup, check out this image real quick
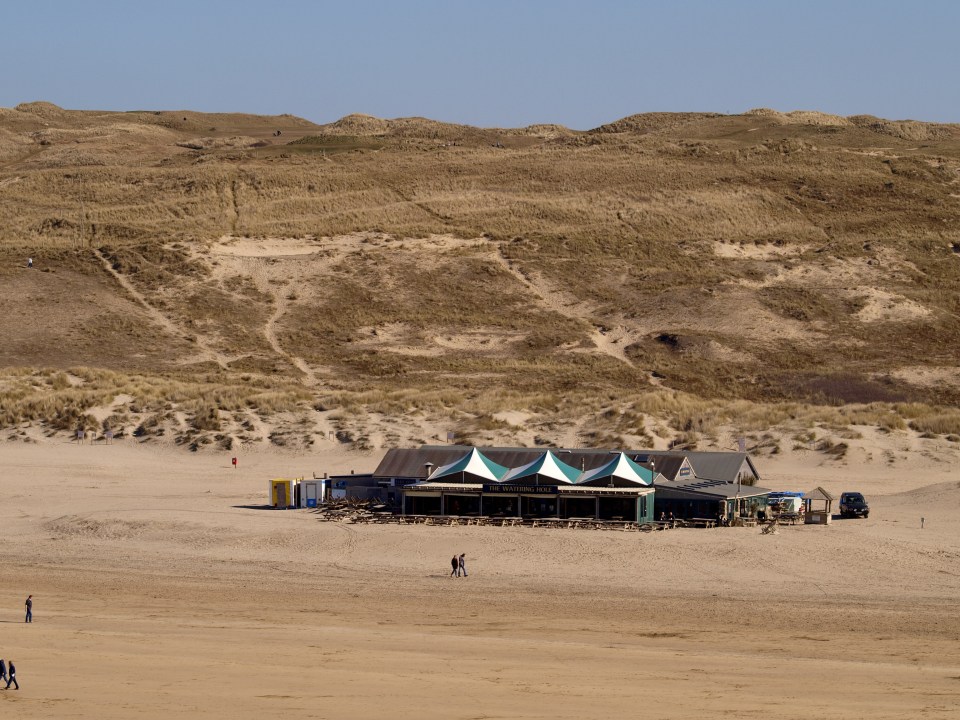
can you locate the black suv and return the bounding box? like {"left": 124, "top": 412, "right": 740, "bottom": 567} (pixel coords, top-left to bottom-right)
{"left": 840, "top": 492, "right": 869, "bottom": 518}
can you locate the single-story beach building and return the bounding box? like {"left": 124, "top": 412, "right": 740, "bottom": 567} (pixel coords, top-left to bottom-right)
{"left": 394, "top": 447, "right": 657, "bottom": 522}
{"left": 373, "top": 445, "right": 768, "bottom": 523}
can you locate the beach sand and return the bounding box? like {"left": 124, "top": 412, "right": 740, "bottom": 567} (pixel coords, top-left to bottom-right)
{"left": 0, "top": 439, "right": 958, "bottom": 719}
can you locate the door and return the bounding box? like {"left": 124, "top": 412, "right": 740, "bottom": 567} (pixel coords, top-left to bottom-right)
{"left": 306, "top": 483, "right": 317, "bottom": 507}
{"left": 277, "top": 483, "right": 288, "bottom": 508}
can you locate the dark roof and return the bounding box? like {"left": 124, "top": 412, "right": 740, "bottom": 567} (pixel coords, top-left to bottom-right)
{"left": 631, "top": 454, "right": 687, "bottom": 480}
{"left": 374, "top": 447, "right": 469, "bottom": 479}
{"left": 373, "top": 446, "right": 761, "bottom": 483}
{"left": 654, "top": 478, "right": 771, "bottom": 500}
{"left": 373, "top": 446, "right": 619, "bottom": 479}
{"left": 631, "top": 450, "right": 760, "bottom": 482}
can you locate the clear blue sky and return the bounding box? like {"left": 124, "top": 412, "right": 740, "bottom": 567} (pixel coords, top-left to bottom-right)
{"left": 3, "top": 0, "right": 958, "bottom": 129}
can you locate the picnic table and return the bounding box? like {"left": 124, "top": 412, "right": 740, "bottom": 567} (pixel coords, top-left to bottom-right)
{"left": 530, "top": 518, "right": 565, "bottom": 528}
{"left": 635, "top": 521, "right": 668, "bottom": 532}
{"left": 436, "top": 515, "right": 489, "bottom": 526}
{"left": 604, "top": 520, "right": 639, "bottom": 531}
{"left": 689, "top": 517, "right": 717, "bottom": 528}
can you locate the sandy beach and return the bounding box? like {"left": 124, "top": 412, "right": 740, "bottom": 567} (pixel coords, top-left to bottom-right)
{"left": 0, "top": 439, "right": 958, "bottom": 719}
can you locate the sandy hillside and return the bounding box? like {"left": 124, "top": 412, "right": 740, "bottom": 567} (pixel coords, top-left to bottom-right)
{"left": 3, "top": 104, "right": 960, "bottom": 431}
{"left": 0, "top": 440, "right": 958, "bottom": 719}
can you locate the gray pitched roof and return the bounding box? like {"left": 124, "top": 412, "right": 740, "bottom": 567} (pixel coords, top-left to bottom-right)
{"left": 374, "top": 446, "right": 473, "bottom": 479}
{"left": 630, "top": 450, "right": 760, "bottom": 483}
{"left": 374, "top": 446, "right": 620, "bottom": 479}
{"left": 373, "top": 446, "right": 761, "bottom": 484}
{"left": 630, "top": 453, "right": 688, "bottom": 480}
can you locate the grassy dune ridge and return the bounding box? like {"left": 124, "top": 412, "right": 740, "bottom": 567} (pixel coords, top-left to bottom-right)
{"left": 1, "top": 103, "right": 959, "bottom": 451}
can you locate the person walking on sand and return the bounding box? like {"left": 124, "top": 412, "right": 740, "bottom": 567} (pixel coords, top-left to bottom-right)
{"left": 450, "top": 555, "right": 459, "bottom": 577}
{"left": 4, "top": 661, "right": 17, "bottom": 690}
{"left": 25, "top": 594, "right": 32, "bottom": 623}
{"left": 458, "top": 553, "right": 468, "bottom": 577}
{"left": 0, "top": 659, "right": 6, "bottom": 685}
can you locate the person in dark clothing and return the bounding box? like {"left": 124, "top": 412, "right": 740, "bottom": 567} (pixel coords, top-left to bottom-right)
{"left": 450, "top": 555, "right": 459, "bottom": 577}
{"left": 0, "top": 658, "right": 6, "bottom": 685}
{"left": 5, "top": 661, "right": 17, "bottom": 690}
{"left": 458, "top": 553, "right": 467, "bottom": 577}
{"left": 25, "top": 595, "right": 32, "bottom": 623}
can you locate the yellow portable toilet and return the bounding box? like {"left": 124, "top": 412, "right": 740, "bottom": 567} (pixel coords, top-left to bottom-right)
{"left": 269, "top": 477, "right": 300, "bottom": 508}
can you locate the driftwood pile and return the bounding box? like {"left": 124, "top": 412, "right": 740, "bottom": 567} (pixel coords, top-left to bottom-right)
{"left": 311, "top": 499, "right": 396, "bottom": 523}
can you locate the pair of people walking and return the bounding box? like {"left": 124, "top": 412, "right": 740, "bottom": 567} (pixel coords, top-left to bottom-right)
{"left": 1, "top": 659, "right": 18, "bottom": 690}
{"left": 449, "top": 553, "right": 467, "bottom": 577}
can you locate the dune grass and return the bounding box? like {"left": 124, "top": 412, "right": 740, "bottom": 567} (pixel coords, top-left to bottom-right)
{"left": 2, "top": 105, "right": 960, "bottom": 445}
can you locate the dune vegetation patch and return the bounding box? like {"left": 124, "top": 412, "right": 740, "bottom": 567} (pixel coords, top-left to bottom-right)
{"left": 0, "top": 104, "right": 959, "bottom": 448}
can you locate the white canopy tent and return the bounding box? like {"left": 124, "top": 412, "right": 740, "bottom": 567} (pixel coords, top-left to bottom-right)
{"left": 500, "top": 451, "right": 580, "bottom": 485}
{"left": 577, "top": 452, "right": 655, "bottom": 487}
{"left": 426, "top": 447, "right": 509, "bottom": 483}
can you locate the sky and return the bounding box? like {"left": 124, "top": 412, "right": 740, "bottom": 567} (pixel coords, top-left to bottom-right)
{"left": 2, "top": 0, "right": 958, "bottom": 129}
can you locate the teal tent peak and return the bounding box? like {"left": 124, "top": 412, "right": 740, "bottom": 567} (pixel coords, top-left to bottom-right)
{"left": 577, "top": 452, "right": 654, "bottom": 486}
{"left": 500, "top": 450, "right": 580, "bottom": 484}
{"left": 428, "top": 447, "right": 508, "bottom": 482}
